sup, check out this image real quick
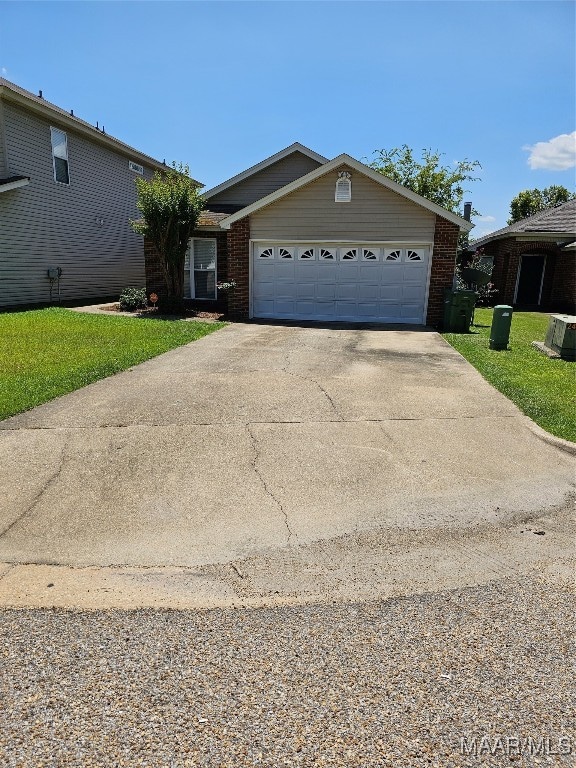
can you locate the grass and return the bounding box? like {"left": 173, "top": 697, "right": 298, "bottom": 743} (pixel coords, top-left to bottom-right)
{"left": 0, "top": 307, "right": 225, "bottom": 420}
{"left": 442, "top": 308, "right": 576, "bottom": 443}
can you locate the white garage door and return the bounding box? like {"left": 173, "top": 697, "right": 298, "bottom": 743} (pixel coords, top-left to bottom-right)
{"left": 252, "top": 243, "right": 430, "bottom": 324}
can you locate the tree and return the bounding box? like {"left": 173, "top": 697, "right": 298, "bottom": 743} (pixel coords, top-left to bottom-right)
{"left": 368, "top": 145, "right": 481, "bottom": 215}
{"left": 131, "top": 163, "right": 204, "bottom": 313}
{"left": 508, "top": 185, "right": 575, "bottom": 224}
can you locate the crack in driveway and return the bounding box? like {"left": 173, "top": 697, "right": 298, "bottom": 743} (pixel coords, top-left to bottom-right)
{"left": 246, "top": 423, "right": 295, "bottom": 546}
{"left": 0, "top": 438, "right": 68, "bottom": 540}
{"left": 282, "top": 351, "right": 343, "bottom": 421}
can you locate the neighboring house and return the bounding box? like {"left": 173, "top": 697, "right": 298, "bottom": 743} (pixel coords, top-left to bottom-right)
{"left": 470, "top": 200, "right": 576, "bottom": 313}
{"left": 0, "top": 79, "right": 188, "bottom": 308}
{"left": 145, "top": 143, "right": 473, "bottom": 326}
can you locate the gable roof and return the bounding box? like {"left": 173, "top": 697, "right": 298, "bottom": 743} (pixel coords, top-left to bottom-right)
{"left": 472, "top": 199, "right": 576, "bottom": 246}
{"left": 0, "top": 78, "right": 201, "bottom": 183}
{"left": 203, "top": 142, "right": 328, "bottom": 200}
{"left": 219, "top": 154, "right": 474, "bottom": 231}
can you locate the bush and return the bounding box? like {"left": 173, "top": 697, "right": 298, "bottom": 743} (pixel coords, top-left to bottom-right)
{"left": 119, "top": 287, "right": 148, "bottom": 312}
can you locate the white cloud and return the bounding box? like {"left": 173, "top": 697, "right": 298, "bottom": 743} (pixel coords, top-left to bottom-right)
{"left": 474, "top": 215, "right": 496, "bottom": 223}
{"left": 524, "top": 131, "right": 576, "bottom": 170}
{"left": 1, "top": 67, "right": 7, "bottom": 76}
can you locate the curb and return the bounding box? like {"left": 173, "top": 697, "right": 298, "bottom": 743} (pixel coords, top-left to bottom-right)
{"left": 523, "top": 417, "right": 576, "bottom": 456}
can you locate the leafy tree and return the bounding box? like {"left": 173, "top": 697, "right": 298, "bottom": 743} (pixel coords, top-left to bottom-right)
{"left": 508, "top": 185, "right": 575, "bottom": 224}
{"left": 131, "top": 163, "right": 204, "bottom": 313}
{"left": 368, "top": 145, "right": 481, "bottom": 215}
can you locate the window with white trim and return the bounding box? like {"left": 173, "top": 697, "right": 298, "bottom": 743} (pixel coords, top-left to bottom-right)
{"left": 185, "top": 238, "right": 217, "bottom": 299}
{"left": 50, "top": 127, "right": 70, "bottom": 184}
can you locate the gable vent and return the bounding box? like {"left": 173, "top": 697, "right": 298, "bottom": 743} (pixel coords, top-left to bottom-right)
{"left": 335, "top": 171, "right": 351, "bottom": 202}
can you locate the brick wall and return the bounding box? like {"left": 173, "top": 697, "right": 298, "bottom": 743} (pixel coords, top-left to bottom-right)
{"left": 144, "top": 230, "right": 228, "bottom": 311}
{"left": 483, "top": 239, "right": 573, "bottom": 311}
{"left": 226, "top": 217, "right": 251, "bottom": 319}
{"left": 550, "top": 250, "right": 576, "bottom": 312}
{"left": 427, "top": 215, "right": 459, "bottom": 326}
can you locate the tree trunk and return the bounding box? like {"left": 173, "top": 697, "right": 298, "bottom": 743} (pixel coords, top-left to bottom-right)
{"left": 158, "top": 258, "right": 185, "bottom": 314}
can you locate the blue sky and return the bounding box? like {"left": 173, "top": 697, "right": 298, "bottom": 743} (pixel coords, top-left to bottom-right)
{"left": 1, "top": 1, "right": 575, "bottom": 238}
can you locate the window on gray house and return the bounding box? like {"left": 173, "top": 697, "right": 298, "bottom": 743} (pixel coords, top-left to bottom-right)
{"left": 50, "top": 127, "right": 70, "bottom": 184}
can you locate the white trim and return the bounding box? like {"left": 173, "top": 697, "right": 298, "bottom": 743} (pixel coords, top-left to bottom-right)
{"left": 250, "top": 238, "right": 435, "bottom": 246}
{"left": 186, "top": 237, "right": 218, "bottom": 300}
{"left": 219, "top": 154, "right": 474, "bottom": 232}
{"left": 203, "top": 143, "right": 328, "bottom": 199}
{"left": 423, "top": 251, "right": 433, "bottom": 324}
{"left": 0, "top": 177, "right": 30, "bottom": 193}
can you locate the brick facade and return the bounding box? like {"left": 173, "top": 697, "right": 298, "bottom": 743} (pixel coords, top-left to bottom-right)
{"left": 226, "top": 217, "right": 251, "bottom": 319}
{"left": 426, "top": 215, "right": 460, "bottom": 327}
{"left": 483, "top": 239, "right": 574, "bottom": 313}
{"left": 144, "top": 230, "right": 229, "bottom": 312}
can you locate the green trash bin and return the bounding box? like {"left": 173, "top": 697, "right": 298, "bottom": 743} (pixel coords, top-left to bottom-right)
{"left": 490, "top": 305, "right": 513, "bottom": 350}
{"left": 443, "top": 289, "right": 476, "bottom": 332}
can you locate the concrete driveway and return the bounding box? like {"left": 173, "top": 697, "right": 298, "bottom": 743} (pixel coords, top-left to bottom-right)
{"left": 0, "top": 322, "right": 574, "bottom": 604}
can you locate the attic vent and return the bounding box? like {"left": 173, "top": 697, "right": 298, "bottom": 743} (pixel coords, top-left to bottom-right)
{"left": 335, "top": 171, "right": 351, "bottom": 202}
{"left": 129, "top": 160, "right": 144, "bottom": 175}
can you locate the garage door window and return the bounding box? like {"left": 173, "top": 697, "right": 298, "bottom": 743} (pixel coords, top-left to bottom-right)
{"left": 185, "top": 239, "right": 217, "bottom": 299}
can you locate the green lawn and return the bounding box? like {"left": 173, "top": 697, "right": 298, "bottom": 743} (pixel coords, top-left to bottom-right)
{"left": 443, "top": 308, "right": 576, "bottom": 443}
{"left": 0, "top": 308, "right": 225, "bottom": 420}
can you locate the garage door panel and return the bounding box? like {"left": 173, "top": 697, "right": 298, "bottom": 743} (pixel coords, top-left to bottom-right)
{"left": 253, "top": 243, "right": 429, "bottom": 324}
{"left": 358, "top": 265, "right": 380, "bottom": 281}
{"left": 253, "top": 299, "right": 275, "bottom": 316}
{"left": 402, "top": 264, "right": 427, "bottom": 281}
{"left": 380, "top": 284, "right": 403, "bottom": 300}
{"left": 256, "top": 263, "right": 277, "bottom": 280}
{"left": 316, "top": 283, "right": 336, "bottom": 299}
{"left": 403, "top": 284, "right": 427, "bottom": 300}
{"left": 336, "top": 283, "right": 358, "bottom": 300}
{"left": 275, "top": 281, "right": 298, "bottom": 299}
{"left": 359, "top": 284, "right": 380, "bottom": 300}
{"left": 253, "top": 281, "right": 275, "bottom": 299}
{"left": 297, "top": 283, "right": 316, "bottom": 299}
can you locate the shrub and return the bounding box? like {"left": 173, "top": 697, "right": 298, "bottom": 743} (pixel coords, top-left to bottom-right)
{"left": 119, "top": 287, "right": 148, "bottom": 312}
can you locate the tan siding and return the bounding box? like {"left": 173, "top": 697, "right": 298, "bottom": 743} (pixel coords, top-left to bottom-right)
{"left": 0, "top": 103, "right": 154, "bottom": 307}
{"left": 207, "top": 152, "right": 322, "bottom": 207}
{"left": 250, "top": 164, "right": 436, "bottom": 242}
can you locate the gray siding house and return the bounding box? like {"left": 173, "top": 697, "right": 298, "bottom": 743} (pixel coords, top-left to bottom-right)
{"left": 0, "top": 79, "right": 186, "bottom": 308}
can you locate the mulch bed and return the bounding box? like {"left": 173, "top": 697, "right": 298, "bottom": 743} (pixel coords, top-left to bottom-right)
{"left": 99, "top": 304, "right": 227, "bottom": 322}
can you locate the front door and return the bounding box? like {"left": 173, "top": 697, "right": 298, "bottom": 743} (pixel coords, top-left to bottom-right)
{"left": 515, "top": 254, "right": 546, "bottom": 306}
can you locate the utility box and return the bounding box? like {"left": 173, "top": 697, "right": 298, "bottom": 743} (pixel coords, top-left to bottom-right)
{"left": 489, "top": 305, "right": 513, "bottom": 350}
{"left": 443, "top": 289, "right": 476, "bottom": 332}
{"left": 543, "top": 314, "right": 576, "bottom": 361}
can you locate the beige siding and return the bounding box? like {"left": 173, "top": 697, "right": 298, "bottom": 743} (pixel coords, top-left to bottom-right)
{"left": 207, "top": 151, "right": 322, "bottom": 207}
{"left": 0, "top": 103, "right": 154, "bottom": 307}
{"left": 250, "top": 164, "right": 436, "bottom": 242}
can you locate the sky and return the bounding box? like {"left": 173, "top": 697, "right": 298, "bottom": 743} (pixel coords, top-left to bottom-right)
{"left": 1, "top": 0, "right": 575, "bottom": 239}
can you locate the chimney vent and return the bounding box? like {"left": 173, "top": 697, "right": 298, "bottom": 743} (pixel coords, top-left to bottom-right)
{"left": 463, "top": 202, "right": 472, "bottom": 222}
{"left": 38, "top": 89, "right": 43, "bottom": 98}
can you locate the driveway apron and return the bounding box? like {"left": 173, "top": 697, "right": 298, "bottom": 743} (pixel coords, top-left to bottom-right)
{"left": 0, "top": 323, "right": 574, "bottom": 568}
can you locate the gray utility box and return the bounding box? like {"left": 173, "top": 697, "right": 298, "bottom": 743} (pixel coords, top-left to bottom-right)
{"left": 544, "top": 315, "right": 576, "bottom": 361}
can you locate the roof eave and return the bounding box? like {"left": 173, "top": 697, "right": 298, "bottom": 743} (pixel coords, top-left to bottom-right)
{"left": 203, "top": 142, "right": 329, "bottom": 200}
{"left": 219, "top": 154, "right": 474, "bottom": 232}
{"left": 0, "top": 81, "right": 202, "bottom": 184}
{"left": 0, "top": 176, "right": 30, "bottom": 193}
